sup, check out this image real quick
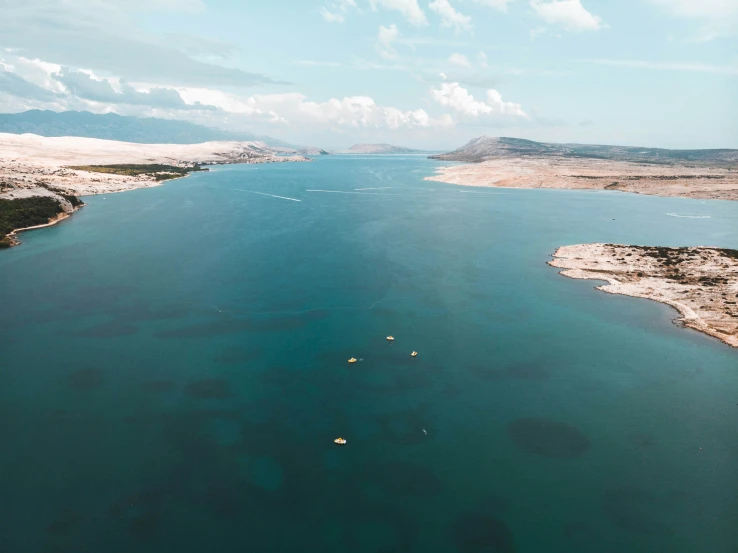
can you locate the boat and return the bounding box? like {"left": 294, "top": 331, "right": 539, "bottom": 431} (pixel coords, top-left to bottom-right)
{"left": 334, "top": 437, "right": 347, "bottom": 445}
{"left": 386, "top": 336, "right": 395, "bottom": 341}
{"left": 411, "top": 351, "right": 418, "bottom": 357}
{"left": 348, "top": 357, "right": 357, "bottom": 363}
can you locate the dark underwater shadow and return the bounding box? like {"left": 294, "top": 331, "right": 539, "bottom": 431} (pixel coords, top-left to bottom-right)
{"left": 376, "top": 405, "right": 436, "bottom": 445}
{"left": 602, "top": 486, "right": 689, "bottom": 536}
{"left": 185, "top": 379, "right": 232, "bottom": 399}
{"left": 470, "top": 361, "right": 550, "bottom": 382}
{"left": 451, "top": 512, "right": 517, "bottom": 553}
{"left": 365, "top": 461, "right": 444, "bottom": 497}
{"left": 142, "top": 380, "right": 178, "bottom": 393}
{"left": 507, "top": 418, "right": 590, "bottom": 458}
{"left": 68, "top": 367, "right": 104, "bottom": 390}
{"left": 73, "top": 320, "right": 139, "bottom": 338}
{"left": 154, "top": 311, "right": 322, "bottom": 339}
{"left": 214, "top": 346, "right": 264, "bottom": 365}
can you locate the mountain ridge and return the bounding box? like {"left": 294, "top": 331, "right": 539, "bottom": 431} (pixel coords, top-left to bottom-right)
{"left": 346, "top": 143, "right": 425, "bottom": 154}
{"left": 431, "top": 136, "right": 738, "bottom": 166}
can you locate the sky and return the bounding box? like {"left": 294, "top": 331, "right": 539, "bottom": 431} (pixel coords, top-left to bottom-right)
{"left": 0, "top": 0, "right": 736, "bottom": 149}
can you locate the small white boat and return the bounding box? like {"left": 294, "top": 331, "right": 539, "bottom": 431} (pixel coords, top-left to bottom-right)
{"left": 411, "top": 351, "right": 418, "bottom": 357}
{"left": 348, "top": 358, "right": 357, "bottom": 363}
{"left": 334, "top": 437, "right": 347, "bottom": 445}
{"left": 386, "top": 336, "right": 395, "bottom": 342}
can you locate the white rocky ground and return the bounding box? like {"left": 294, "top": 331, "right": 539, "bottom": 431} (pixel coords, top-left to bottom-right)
{"left": 426, "top": 157, "right": 738, "bottom": 201}
{"left": 549, "top": 243, "right": 738, "bottom": 348}
{"left": 0, "top": 133, "right": 309, "bottom": 198}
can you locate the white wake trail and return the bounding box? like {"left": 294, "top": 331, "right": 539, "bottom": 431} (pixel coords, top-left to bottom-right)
{"left": 233, "top": 189, "right": 302, "bottom": 202}
{"left": 305, "top": 189, "right": 409, "bottom": 197}
{"left": 666, "top": 213, "right": 711, "bottom": 219}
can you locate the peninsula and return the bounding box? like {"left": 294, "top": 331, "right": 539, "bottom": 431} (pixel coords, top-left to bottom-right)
{"left": 427, "top": 137, "right": 738, "bottom": 200}
{"left": 549, "top": 243, "right": 738, "bottom": 348}
{"left": 0, "top": 133, "right": 309, "bottom": 247}
{"left": 345, "top": 143, "right": 425, "bottom": 154}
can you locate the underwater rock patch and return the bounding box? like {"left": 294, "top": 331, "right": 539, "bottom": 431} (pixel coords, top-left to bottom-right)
{"left": 452, "top": 513, "right": 516, "bottom": 553}
{"left": 142, "top": 380, "right": 177, "bottom": 393}
{"left": 68, "top": 368, "right": 103, "bottom": 390}
{"left": 507, "top": 418, "right": 590, "bottom": 458}
{"left": 602, "top": 486, "right": 674, "bottom": 536}
{"left": 472, "top": 362, "right": 549, "bottom": 381}
{"left": 185, "top": 378, "right": 232, "bottom": 399}
{"left": 75, "top": 320, "right": 138, "bottom": 338}
{"left": 369, "top": 461, "right": 443, "bottom": 497}
{"left": 214, "top": 346, "right": 264, "bottom": 365}
{"left": 128, "top": 513, "right": 160, "bottom": 543}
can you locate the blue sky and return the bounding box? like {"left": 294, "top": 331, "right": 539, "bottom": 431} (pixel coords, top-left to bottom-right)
{"left": 0, "top": 0, "right": 736, "bottom": 149}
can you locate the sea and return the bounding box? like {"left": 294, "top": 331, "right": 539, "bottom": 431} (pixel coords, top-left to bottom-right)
{"left": 0, "top": 155, "right": 736, "bottom": 553}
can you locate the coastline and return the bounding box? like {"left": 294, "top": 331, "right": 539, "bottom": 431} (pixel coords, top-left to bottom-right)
{"left": 4, "top": 204, "right": 84, "bottom": 247}
{"left": 426, "top": 157, "right": 738, "bottom": 201}
{"left": 0, "top": 133, "right": 311, "bottom": 248}
{"left": 549, "top": 243, "right": 738, "bottom": 348}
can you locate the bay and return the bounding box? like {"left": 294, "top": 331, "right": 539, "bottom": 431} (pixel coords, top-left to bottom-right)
{"left": 1, "top": 155, "right": 736, "bottom": 552}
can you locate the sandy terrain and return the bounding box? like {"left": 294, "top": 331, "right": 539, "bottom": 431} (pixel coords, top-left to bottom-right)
{"left": 549, "top": 243, "right": 738, "bottom": 348}
{"left": 0, "top": 133, "right": 309, "bottom": 197}
{"left": 426, "top": 157, "right": 738, "bottom": 200}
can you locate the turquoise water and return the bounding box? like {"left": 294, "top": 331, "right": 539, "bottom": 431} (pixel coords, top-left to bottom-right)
{"left": 1, "top": 156, "right": 737, "bottom": 552}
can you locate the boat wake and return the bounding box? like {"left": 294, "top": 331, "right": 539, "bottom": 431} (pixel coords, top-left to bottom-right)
{"left": 666, "top": 213, "right": 711, "bottom": 219}
{"left": 233, "top": 189, "right": 302, "bottom": 202}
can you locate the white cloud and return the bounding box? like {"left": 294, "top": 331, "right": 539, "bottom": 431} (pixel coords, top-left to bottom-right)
{"left": 648, "top": 0, "right": 738, "bottom": 40}
{"left": 52, "top": 68, "right": 216, "bottom": 110}
{"left": 369, "top": 0, "right": 428, "bottom": 26}
{"left": 649, "top": 0, "right": 738, "bottom": 19}
{"left": 477, "top": 51, "right": 489, "bottom": 68}
{"left": 529, "top": 0, "right": 603, "bottom": 32}
{"left": 449, "top": 53, "right": 472, "bottom": 68}
{"left": 430, "top": 81, "right": 528, "bottom": 120}
{"left": 1, "top": 52, "right": 457, "bottom": 133}
{"left": 0, "top": 2, "right": 281, "bottom": 88}
{"left": 429, "top": 0, "right": 473, "bottom": 33}
{"left": 320, "top": 8, "right": 345, "bottom": 22}
{"left": 180, "top": 88, "right": 453, "bottom": 130}
{"left": 1, "top": 54, "right": 64, "bottom": 93}
{"left": 376, "top": 24, "right": 401, "bottom": 59}
{"left": 320, "top": 0, "right": 358, "bottom": 23}
{"left": 580, "top": 59, "right": 738, "bottom": 75}
{"left": 470, "top": 0, "right": 517, "bottom": 11}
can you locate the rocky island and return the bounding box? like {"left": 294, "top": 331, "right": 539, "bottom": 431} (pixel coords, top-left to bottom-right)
{"left": 549, "top": 243, "right": 738, "bottom": 348}
{"left": 427, "top": 137, "right": 738, "bottom": 200}
{"left": 0, "top": 133, "right": 309, "bottom": 247}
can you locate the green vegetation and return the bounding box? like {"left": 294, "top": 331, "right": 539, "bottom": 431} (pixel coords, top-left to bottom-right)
{"left": 37, "top": 184, "right": 84, "bottom": 207}
{"left": 0, "top": 197, "right": 65, "bottom": 248}
{"left": 69, "top": 163, "right": 208, "bottom": 181}
{"left": 716, "top": 248, "right": 738, "bottom": 261}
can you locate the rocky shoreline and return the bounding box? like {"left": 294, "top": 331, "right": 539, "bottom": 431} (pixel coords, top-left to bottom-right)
{"left": 549, "top": 243, "right": 738, "bottom": 348}
{"left": 426, "top": 157, "right": 738, "bottom": 201}
{"left": 0, "top": 133, "right": 310, "bottom": 247}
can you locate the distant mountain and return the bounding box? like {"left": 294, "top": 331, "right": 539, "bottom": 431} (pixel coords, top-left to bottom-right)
{"left": 0, "top": 110, "right": 299, "bottom": 149}
{"left": 296, "top": 146, "right": 330, "bottom": 156}
{"left": 431, "top": 136, "right": 738, "bottom": 166}
{"left": 346, "top": 143, "right": 425, "bottom": 154}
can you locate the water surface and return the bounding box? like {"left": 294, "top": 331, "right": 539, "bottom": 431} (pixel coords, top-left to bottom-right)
{"left": 1, "top": 156, "right": 737, "bottom": 552}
